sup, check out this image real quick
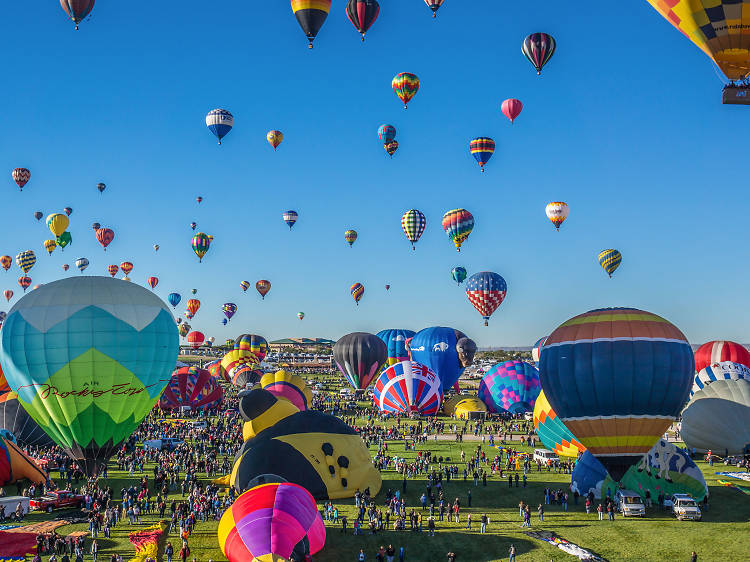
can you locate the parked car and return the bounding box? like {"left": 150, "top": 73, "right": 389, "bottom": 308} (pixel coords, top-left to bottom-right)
{"left": 614, "top": 490, "right": 646, "bottom": 517}
{"left": 671, "top": 494, "right": 702, "bottom": 521}
{"left": 30, "top": 491, "right": 84, "bottom": 513}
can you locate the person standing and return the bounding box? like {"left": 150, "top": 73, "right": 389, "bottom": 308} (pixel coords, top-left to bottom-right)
{"left": 597, "top": 504, "right": 603, "bottom": 521}
{"left": 509, "top": 544, "right": 516, "bottom": 562}
{"left": 538, "top": 503, "right": 544, "bottom": 522}
{"left": 480, "top": 513, "right": 487, "bottom": 534}
{"left": 165, "top": 542, "right": 173, "bottom": 562}
{"left": 358, "top": 549, "right": 366, "bottom": 562}
{"left": 690, "top": 552, "right": 698, "bottom": 562}
{"left": 90, "top": 540, "right": 98, "bottom": 562}
{"left": 386, "top": 545, "right": 395, "bottom": 562}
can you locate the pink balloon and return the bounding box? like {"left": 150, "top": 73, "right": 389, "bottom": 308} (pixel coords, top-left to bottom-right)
{"left": 501, "top": 98, "right": 523, "bottom": 123}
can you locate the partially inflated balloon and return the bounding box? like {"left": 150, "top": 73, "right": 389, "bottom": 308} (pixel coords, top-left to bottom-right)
{"left": 0, "top": 365, "right": 54, "bottom": 447}
{"left": 545, "top": 202, "right": 569, "bottom": 231}
{"left": 292, "top": 0, "right": 331, "bottom": 48}
{"left": 691, "top": 361, "right": 750, "bottom": 398}
{"left": 376, "top": 329, "right": 416, "bottom": 368}
{"left": 465, "top": 271, "right": 507, "bottom": 326}
{"left": 0, "top": 277, "right": 178, "bottom": 474}
{"left": 533, "top": 390, "right": 586, "bottom": 458}
{"left": 334, "top": 332, "right": 388, "bottom": 390}
{"left": 441, "top": 208, "right": 474, "bottom": 251}
{"left": 522, "top": 33, "right": 556, "bottom": 75}
{"left": 401, "top": 209, "right": 426, "bottom": 250}
{"left": 266, "top": 130, "right": 283, "bottom": 150}
{"left": 540, "top": 307, "right": 694, "bottom": 481}
{"left": 206, "top": 109, "right": 233, "bottom": 144}
{"left": 479, "top": 360, "right": 541, "bottom": 413}
{"left": 392, "top": 73, "right": 420, "bottom": 108}
{"left": 260, "top": 370, "right": 313, "bottom": 411}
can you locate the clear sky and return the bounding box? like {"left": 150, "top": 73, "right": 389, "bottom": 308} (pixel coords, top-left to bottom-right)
{"left": 1, "top": 2, "right": 748, "bottom": 347}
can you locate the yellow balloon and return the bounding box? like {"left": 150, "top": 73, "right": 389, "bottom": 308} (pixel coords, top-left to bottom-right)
{"left": 46, "top": 213, "right": 69, "bottom": 238}
{"left": 43, "top": 240, "right": 57, "bottom": 255}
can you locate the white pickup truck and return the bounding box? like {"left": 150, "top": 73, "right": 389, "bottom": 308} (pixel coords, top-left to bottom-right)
{"left": 671, "top": 494, "right": 702, "bottom": 521}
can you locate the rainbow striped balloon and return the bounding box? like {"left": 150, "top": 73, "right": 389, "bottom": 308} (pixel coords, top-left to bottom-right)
{"left": 470, "top": 137, "right": 495, "bottom": 171}
{"left": 392, "top": 72, "right": 420, "bottom": 108}
{"left": 533, "top": 390, "right": 586, "bottom": 458}
{"left": 441, "top": 208, "right": 474, "bottom": 252}
{"left": 350, "top": 282, "right": 364, "bottom": 305}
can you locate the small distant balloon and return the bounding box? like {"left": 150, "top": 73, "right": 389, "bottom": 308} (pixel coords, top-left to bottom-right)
{"left": 12, "top": 168, "right": 30, "bottom": 191}
{"left": 17, "top": 277, "right": 31, "bottom": 292}
{"left": 470, "top": 137, "right": 495, "bottom": 172}
{"left": 196, "top": 196, "right": 203, "bottom": 204}
{"left": 222, "top": 303, "right": 237, "bottom": 321}
{"left": 451, "top": 266, "right": 467, "bottom": 285}
{"left": 153, "top": 244, "right": 159, "bottom": 252}
{"left": 385, "top": 140, "right": 399, "bottom": 158}
{"left": 240, "top": 281, "right": 250, "bottom": 292}
{"left": 190, "top": 222, "right": 197, "bottom": 231}
{"left": 256, "top": 280, "right": 271, "bottom": 300}
{"left": 43, "top": 240, "right": 57, "bottom": 256}
{"left": 392, "top": 73, "right": 420, "bottom": 108}
{"left": 346, "top": 0, "right": 380, "bottom": 41}
{"left": 345, "top": 230, "right": 358, "bottom": 247}
{"left": 120, "top": 262, "right": 133, "bottom": 276}
{"left": 33, "top": 212, "right": 43, "bottom": 221}
{"left": 192, "top": 232, "right": 211, "bottom": 262}
{"left": 545, "top": 202, "right": 569, "bottom": 231}
{"left": 62, "top": 264, "right": 69, "bottom": 271}
{"left": 92, "top": 222, "right": 100, "bottom": 231}
{"left": 64, "top": 207, "right": 73, "bottom": 216}
{"left": 3, "top": 290, "right": 12, "bottom": 302}
{"left": 522, "top": 33, "right": 556, "bottom": 75}
{"left": 95, "top": 228, "right": 115, "bottom": 250}
{"left": 0, "top": 257, "right": 10, "bottom": 272}
{"left": 97, "top": 182, "right": 106, "bottom": 193}
{"left": 75, "top": 258, "right": 89, "bottom": 272}
{"left": 351, "top": 283, "right": 364, "bottom": 305}
{"left": 501, "top": 98, "right": 523, "bottom": 124}
{"left": 283, "top": 210, "right": 298, "bottom": 230}
{"left": 168, "top": 293, "right": 181, "bottom": 309}
{"left": 598, "top": 249, "right": 622, "bottom": 278}
{"left": 297, "top": 312, "right": 305, "bottom": 320}
{"left": 147, "top": 276, "right": 159, "bottom": 289}
{"left": 267, "top": 130, "right": 284, "bottom": 150}
{"left": 378, "top": 124, "right": 396, "bottom": 144}
{"left": 385, "top": 284, "right": 390, "bottom": 291}
{"left": 401, "top": 209, "right": 426, "bottom": 250}
{"left": 107, "top": 265, "right": 119, "bottom": 277}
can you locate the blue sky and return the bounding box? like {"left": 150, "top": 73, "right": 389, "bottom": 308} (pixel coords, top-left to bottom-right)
{"left": 1, "top": 2, "right": 748, "bottom": 347}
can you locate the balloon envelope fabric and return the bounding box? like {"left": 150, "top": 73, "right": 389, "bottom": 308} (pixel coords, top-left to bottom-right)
{"left": 374, "top": 361, "right": 442, "bottom": 416}
{"left": 691, "top": 361, "right": 750, "bottom": 397}
{"left": 159, "top": 366, "right": 224, "bottom": 410}
{"left": 694, "top": 340, "right": 750, "bottom": 372}
{"left": 0, "top": 276, "right": 178, "bottom": 474}
{"left": 408, "top": 327, "right": 466, "bottom": 390}
{"left": 533, "top": 390, "right": 586, "bottom": 458}
{"left": 218, "top": 482, "right": 325, "bottom": 562}
{"left": 0, "top": 364, "right": 53, "bottom": 447}
{"left": 333, "top": 332, "right": 388, "bottom": 390}
{"left": 479, "top": 360, "right": 541, "bottom": 414}
{"left": 234, "top": 334, "right": 268, "bottom": 362}
{"left": 376, "top": 329, "right": 416, "bottom": 368}
{"left": 260, "top": 370, "right": 313, "bottom": 411}
{"left": 540, "top": 307, "right": 694, "bottom": 481}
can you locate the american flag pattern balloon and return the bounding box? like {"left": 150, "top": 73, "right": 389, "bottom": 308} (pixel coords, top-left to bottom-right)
{"left": 374, "top": 361, "right": 442, "bottom": 416}
{"left": 465, "top": 271, "right": 507, "bottom": 326}
{"left": 401, "top": 209, "right": 426, "bottom": 250}
{"left": 441, "top": 208, "right": 474, "bottom": 252}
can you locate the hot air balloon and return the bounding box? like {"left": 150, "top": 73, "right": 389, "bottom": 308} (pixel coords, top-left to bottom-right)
{"left": 451, "top": 266, "right": 467, "bottom": 285}
{"left": 192, "top": 289, "right": 197, "bottom": 295}
{"left": 392, "top": 73, "right": 420, "bottom": 108}
{"left": 532, "top": 336, "right": 547, "bottom": 364}
{"left": 522, "top": 33, "right": 556, "bottom": 75}
{"left": 33, "top": 212, "right": 43, "bottom": 221}
{"left": 11, "top": 168, "right": 30, "bottom": 191}
{"left": 220, "top": 350, "right": 259, "bottom": 383}
{"left": 96, "top": 182, "right": 106, "bottom": 193}
{"left": 75, "top": 257, "right": 88, "bottom": 272}
{"left": 192, "top": 232, "right": 211, "bottom": 262}
{"left": 598, "top": 249, "right": 622, "bottom": 278}
{"left": 196, "top": 196, "right": 203, "bottom": 204}
{"left": 479, "top": 360, "right": 541, "bottom": 414}
{"left": 95, "top": 228, "right": 114, "bottom": 250}
{"left": 60, "top": 0, "right": 95, "bottom": 29}
{"left": 3, "top": 291, "right": 11, "bottom": 302}
{"left": 0, "top": 277, "right": 178, "bottom": 473}
{"left": 378, "top": 124, "right": 396, "bottom": 144}
{"left": 159, "top": 366, "right": 223, "bottom": 410}
{"left": 240, "top": 281, "right": 250, "bottom": 292}
{"left": 260, "top": 370, "right": 313, "bottom": 410}
{"left": 187, "top": 331, "right": 205, "bottom": 349}
{"left": 465, "top": 271, "right": 507, "bottom": 326}
{"left": 233, "top": 334, "right": 269, "bottom": 362}
{"left": 533, "top": 390, "right": 586, "bottom": 458}
{"left": 17, "top": 277, "right": 31, "bottom": 292}
{"left": 539, "top": 307, "right": 694, "bottom": 481}
{"left": 178, "top": 323, "right": 190, "bottom": 338}
{"left": 62, "top": 264, "right": 69, "bottom": 272}
{"left": 375, "top": 329, "right": 416, "bottom": 368}
{"left": 206, "top": 109, "right": 234, "bottom": 144}
{"left": 297, "top": 312, "right": 305, "bottom": 320}
{"left": 0, "top": 365, "right": 54, "bottom": 447}
{"left": 283, "top": 210, "right": 298, "bottom": 229}
{"left": 184, "top": 309, "right": 194, "bottom": 320}
{"left": 441, "top": 208, "right": 474, "bottom": 251}
{"left": 691, "top": 361, "right": 750, "bottom": 398}
{"left": 222, "top": 303, "right": 237, "bottom": 321}
{"left": 346, "top": 0, "right": 379, "bottom": 41}
{"left": 186, "top": 298, "right": 201, "bottom": 317}
{"left": 46, "top": 213, "right": 69, "bottom": 238}
{"left": 44, "top": 240, "right": 57, "bottom": 256}
{"left": 344, "top": 230, "right": 358, "bottom": 247}
{"left": 147, "top": 276, "right": 158, "bottom": 289}
{"left": 107, "top": 265, "right": 119, "bottom": 277}
{"left": 350, "top": 282, "right": 364, "bottom": 305}
{"left": 385, "top": 284, "right": 390, "bottom": 291}
{"left": 64, "top": 207, "right": 73, "bottom": 216}
{"left": 232, "top": 363, "right": 264, "bottom": 389}
{"left": 292, "top": 0, "right": 331, "bottom": 48}
{"left": 167, "top": 293, "right": 181, "bottom": 309}
{"left": 120, "top": 262, "right": 133, "bottom": 276}
{"left": 91, "top": 222, "right": 100, "bottom": 231}
{"left": 408, "top": 327, "right": 476, "bottom": 391}
{"left": 545, "top": 202, "right": 569, "bottom": 231}
{"left": 218, "top": 482, "right": 326, "bottom": 562}
{"left": 56, "top": 231, "right": 72, "bottom": 250}
{"left": 153, "top": 244, "right": 159, "bottom": 252}
{"left": 190, "top": 222, "right": 197, "bottom": 231}
{"left": 469, "top": 137, "right": 495, "bottom": 172}
{"left": 0, "top": 257, "right": 10, "bottom": 272}
{"left": 501, "top": 98, "right": 523, "bottom": 123}
{"left": 401, "top": 209, "right": 426, "bottom": 250}
{"left": 334, "top": 332, "right": 388, "bottom": 390}
{"left": 425, "top": 0, "right": 444, "bottom": 18}
{"left": 384, "top": 140, "right": 399, "bottom": 158}
{"left": 15, "top": 251, "right": 36, "bottom": 274}
{"left": 267, "top": 130, "right": 283, "bottom": 150}
{"left": 256, "top": 280, "right": 271, "bottom": 299}
{"left": 374, "top": 361, "right": 442, "bottom": 416}
{"left": 694, "top": 341, "right": 750, "bottom": 372}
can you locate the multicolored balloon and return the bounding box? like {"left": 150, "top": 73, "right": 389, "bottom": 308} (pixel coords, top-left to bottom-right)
{"left": 545, "top": 202, "right": 569, "bottom": 231}
{"left": 17, "top": 277, "right": 31, "bottom": 292}
{"left": 60, "top": 0, "right": 95, "bottom": 29}
{"left": 376, "top": 329, "right": 415, "bottom": 368}
{"left": 378, "top": 124, "right": 396, "bottom": 144}
{"left": 522, "top": 32, "right": 556, "bottom": 75}
{"left": 501, "top": 98, "right": 523, "bottom": 123}
{"left": 260, "top": 370, "right": 313, "bottom": 411}
{"left": 15, "top": 251, "right": 36, "bottom": 274}
{"left": 147, "top": 277, "right": 158, "bottom": 289}
{"left": 334, "top": 332, "right": 388, "bottom": 390}
{"left": 75, "top": 257, "right": 89, "bottom": 272}
{"left": 531, "top": 336, "right": 547, "bottom": 364}
{"left": 694, "top": 340, "right": 750, "bottom": 372}
{"left": 256, "top": 280, "right": 271, "bottom": 299}
{"left": 441, "top": 208, "right": 474, "bottom": 251}
{"left": 266, "top": 130, "right": 284, "bottom": 150}
{"left": 346, "top": 0, "right": 380, "bottom": 41}
{"left": 598, "top": 249, "right": 622, "bottom": 278}
{"left": 3, "top": 291, "right": 12, "bottom": 302}
{"left": 291, "top": 0, "right": 332, "bottom": 48}
{"left": 469, "top": 137, "right": 495, "bottom": 172}
{"left": 159, "top": 366, "right": 223, "bottom": 410}
{"left": 478, "top": 360, "right": 541, "bottom": 414}
{"left": 11, "top": 168, "right": 30, "bottom": 191}
{"left": 43, "top": 240, "right": 57, "bottom": 256}
{"left": 120, "top": 262, "right": 133, "bottom": 276}
{"left": 451, "top": 266, "right": 467, "bottom": 285}
{"left": 392, "top": 72, "right": 420, "bottom": 108}
{"left": 64, "top": 207, "right": 73, "bottom": 216}
{"left": 465, "top": 271, "right": 507, "bottom": 326}
{"left": 240, "top": 280, "right": 250, "bottom": 292}
{"left": 283, "top": 210, "right": 298, "bottom": 230}
{"left": 107, "top": 265, "right": 119, "bottom": 277}
{"left": 205, "top": 109, "right": 234, "bottom": 144}
{"left": 374, "top": 361, "right": 442, "bottom": 416}
{"left": 540, "top": 307, "right": 694, "bottom": 481}
{"left": 350, "top": 282, "right": 364, "bottom": 305}
{"left": 222, "top": 302, "right": 237, "bottom": 321}
{"left": 345, "top": 230, "right": 358, "bottom": 247}
{"left": 192, "top": 232, "right": 211, "bottom": 262}
{"left": 691, "top": 361, "right": 750, "bottom": 398}
{"left": 297, "top": 312, "right": 305, "bottom": 320}
{"left": 0, "top": 257, "right": 10, "bottom": 272}
{"left": 401, "top": 209, "right": 426, "bottom": 250}
{"left": 384, "top": 140, "right": 399, "bottom": 158}
{"left": 187, "top": 331, "right": 205, "bottom": 349}
{"left": 186, "top": 299, "right": 201, "bottom": 317}
{"left": 95, "top": 228, "right": 115, "bottom": 251}
{"left": 533, "top": 390, "right": 586, "bottom": 458}
{"left": 408, "top": 327, "right": 476, "bottom": 391}
{"left": 234, "top": 334, "right": 269, "bottom": 362}
{"left": 190, "top": 222, "right": 197, "bottom": 231}
{"left": 424, "top": 0, "right": 444, "bottom": 18}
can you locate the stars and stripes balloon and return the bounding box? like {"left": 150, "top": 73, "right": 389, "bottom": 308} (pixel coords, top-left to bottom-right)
{"left": 392, "top": 72, "right": 420, "bottom": 108}
{"left": 465, "top": 271, "right": 507, "bottom": 326}
{"left": 346, "top": 0, "right": 380, "bottom": 41}
{"left": 522, "top": 32, "right": 556, "bottom": 75}
{"left": 205, "top": 109, "right": 234, "bottom": 144}
{"left": 470, "top": 137, "right": 495, "bottom": 172}
{"left": 374, "top": 361, "right": 442, "bottom": 416}
{"left": 350, "top": 283, "right": 364, "bottom": 305}
{"left": 545, "top": 202, "right": 569, "bottom": 231}
{"left": 598, "top": 249, "right": 622, "bottom": 278}
{"left": 441, "top": 208, "right": 474, "bottom": 252}
{"left": 401, "top": 209, "right": 426, "bottom": 250}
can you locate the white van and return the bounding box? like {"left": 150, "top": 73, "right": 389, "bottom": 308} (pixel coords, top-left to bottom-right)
{"left": 533, "top": 449, "right": 559, "bottom": 464}
{"left": 615, "top": 490, "right": 646, "bottom": 517}
{"left": 0, "top": 496, "right": 30, "bottom": 519}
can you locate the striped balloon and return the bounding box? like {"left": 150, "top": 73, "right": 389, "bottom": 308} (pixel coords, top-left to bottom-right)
{"left": 107, "top": 265, "right": 119, "bottom": 277}
{"left": 192, "top": 232, "right": 210, "bottom": 262}
{"left": 205, "top": 109, "right": 233, "bottom": 144}
{"left": 692, "top": 361, "right": 750, "bottom": 397}
{"left": 465, "top": 271, "right": 507, "bottom": 326}
{"left": 531, "top": 336, "right": 547, "bottom": 364}
{"left": 60, "top": 0, "right": 95, "bottom": 29}
{"left": 374, "top": 361, "right": 442, "bottom": 416}
{"left": 424, "top": 0, "right": 445, "bottom": 17}
{"left": 283, "top": 210, "right": 298, "bottom": 230}
{"left": 240, "top": 281, "right": 250, "bottom": 292}
{"left": 17, "top": 277, "right": 31, "bottom": 292}
{"left": 291, "top": 0, "right": 332, "bottom": 48}
{"left": 350, "top": 282, "right": 364, "bottom": 305}
{"left": 522, "top": 32, "right": 556, "bottom": 75}
{"left": 598, "top": 249, "right": 621, "bottom": 278}
{"left": 15, "top": 251, "right": 36, "bottom": 274}
{"left": 694, "top": 341, "right": 750, "bottom": 372}
{"left": 234, "top": 334, "right": 268, "bottom": 362}
{"left": 401, "top": 209, "right": 426, "bottom": 250}
{"left": 469, "top": 137, "right": 495, "bottom": 171}
{"left": 392, "top": 73, "right": 420, "bottom": 108}
{"left": 11, "top": 168, "right": 30, "bottom": 191}
{"left": 441, "top": 208, "right": 474, "bottom": 251}
{"left": 533, "top": 390, "right": 586, "bottom": 458}
{"left": 540, "top": 307, "right": 694, "bottom": 481}
{"left": 345, "top": 230, "right": 358, "bottom": 247}
{"left": 346, "top": 0, "right": 380, "bottom": 40}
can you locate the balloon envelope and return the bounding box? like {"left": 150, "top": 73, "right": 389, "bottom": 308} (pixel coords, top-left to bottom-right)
{"left": 333, "top": 332, "right": 388, "bottom": 390}
{"left": 374, "top": 361, "right": 442, "bottom": 416}
{"left": 533, "top": 390, "right": 586, "bottom": 458}
{"left": 694, "top": 341, "right": 750, "bottom": 372}
{"left": 408, "top": 327, "right": 474, "bottom": 390}
{"left": 691, "top": 361, "right": 750, "bottom": 398}
{"left": 159, "top": 366, "right": 223, "bottom": 410}
{"left": 479, "top": 360, "right": 541, "bottom": 414}
{"left": 234, "top": 334, "right": 268, "bottom": 362}
{"left": 260, "top": 370, "right": 313, "bottom": 411}
{"left": 376, "top": 329, "right": 416, "bottom": 368}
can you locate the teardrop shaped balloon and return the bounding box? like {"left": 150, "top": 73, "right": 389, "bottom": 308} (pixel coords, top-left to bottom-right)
{"left": 12, "top": 168, "right": 30, "bottom": 191}
{"left": 107, "top": 265, "right": 119, "bottom": 277}
{"left": 346, "top": 0, "right": 380, "bottom": 41}
{"left": 256, "top": 280, "right": 271, "bottom": 300}
{"left": 43, "top": 240, "right": 57, "bottom": 256}
{"left": 3, "top": 291, "right": 12, "bottom": 302}
{"left": 206, "top": 109, "right": 234, "bottom": 144}
{"left": 190, "top": 222, "right": 197, "bottom": 231}
{"left": 33, "top": 212, "right": 43, "bottom": 221}
{"left": 350, "top": 283, "right": 364, "bottom": 305}
{"left": 240, "top": 281, "right": 250, "bottom": 292}
{"left": 266, "top": 130, "right": 284, "bottom": 150}
{"left": 392, "top": 73, "right": 420, "bottom": 108}
{"left": 451, "top": 266, "right": 467, "bottom": 285}
{"left": 75, "top": 258, "right": 89, "bottom": 272}
{"left": 147, "top": 276, "right": 158, "bottom": 289}
{"left": 424, "top": 0, "right": 444, "bottom": 18}
{"left": 97, "top": 182, "right": 106, "bottom": 193}
{"left": 168, "top": 293, "right": 181, "bottom": 309}
{"left": 469, "top": 137, "right": 495, "bottom": 172}
{"left": 344, "top": 230, "right": 358, "bottom": 247}
{"left": 92, "top": 222, "right": 100, "bottom": 231}
{"left": 196, "top": 196, "right": 203, "bottom": 204}
{"left": 333, "top": 332, "right": 388, "bottom": 390}
{"left": 283, "top": 210, "right": 298, "bottom": 230}
{"left": 46, "top": 214, "right": 69, "bottom": 238}
{"left": 60, "top": 0, "right": 95, "bottom": 30}
{"left": 465, "top": 271, "right": 507, "bottom": 326}
{"left": 192, "top": 232, "right": 211, "bottom": 262}
{"left": 598, "top": 249, "right": 622, "bottom": 278}
{"left": 545, "top": 202, "right": 569, "bottom": 231}
{"left": 401, "top": 209, "right": 426, "bottom": 250}
{"left": 0, "top": 257, "right": 10, "bottom": 272}
{"left": 501, "top": 98, "right": 523, "bottom": 123}
{"left": 153, "top": 244, "right": 159, "bottom": 252}
{"left": 15, "top": 251, "right": 36, "bottom": 274}
{"left": 62, "top": 264, "right": 69, "bottom": 272}
{"left": 222, "top": 303, "right": 237, "bottom": 321}
{"left": 120, "top": 262, "right": 133, "bottom": 276}
{"left": 297, "top": 312, "right": 305, "bottom": 320}
{"left": 17, "top": 277, "right": 31, "bottom": 292}
{"left": 95, "top": 228, "right": 115, "bottom": 251}
{"left": 291, "top": 0, "right": 331, "bottom": 48}
{"left": 378, "top": 124, "right": 396, "bottom": 144}
{"left": 384, "top": 140, "right": 399, "bottom": 158}
{"left": 64, "top": 207, "right": 73, "bottom": 216}
{"left": 522, "top": 33, "right": 556, "bottom": 75}
{"left": 186, "top": 299, "right": 201, "bottom": 317}
{"left": 441, "top": 208, "right": 474, "bottom": 252}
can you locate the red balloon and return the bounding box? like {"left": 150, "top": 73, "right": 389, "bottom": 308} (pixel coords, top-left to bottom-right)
{"left": 95, "top": 228, "right": 114, "bottom": 250}
{"left": 501, "top": 98, "right": 523, "bottom": 124}
{"left": 147, "top": 276, "right": 159, "bottom": 289}
{"left": 17, "top": 277, "right": 31, "bottom": 292}
{"left": 187, "top": 331, "right": 205, "bottom": 349}
{"left": 4, "top": 290, "right": 13, "bottom": 302}
{"left": 694, "top": 341, "right": 750, "bottom": 372}
{"left": 107, "top": 265, "right": 119, "bottom": 277}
